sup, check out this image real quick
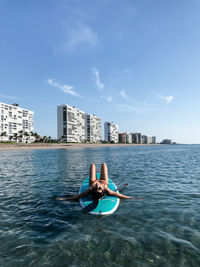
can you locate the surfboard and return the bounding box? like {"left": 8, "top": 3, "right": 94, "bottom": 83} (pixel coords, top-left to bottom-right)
{"left": 79, "top": 173, "right": 120, "bottom": 215}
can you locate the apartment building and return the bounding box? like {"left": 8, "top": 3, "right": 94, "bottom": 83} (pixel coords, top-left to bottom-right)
{"left": 118, "top": 133, "right": 127, "bottom": 144}
{"left": 152, "top": 136, "right": 156, "bottom": 144}
{"left": 126, "top": 133, "right": 132, "bottom": 143}
{"left": 86, "top": 114, "right": 101, "bottom": 143}
{"left": 142, "top": 135, "right": 153, "bottom": 144}
{"left": 57, "top": 105, "right": 86, "bottom": 142}
{"left": 161, "top": 139, "right": 172, "bottom": 144}
{"left": 57, "top": 104, "right": 102, "bottom": 143}
{"left": 104, "top": 122, "right": 118, "bottom": 143}
{"left": 0, "top": 102, "right": 34, "bottom": 142}
{"left": 132, "top": 132, "right": 142, "bottom": 144}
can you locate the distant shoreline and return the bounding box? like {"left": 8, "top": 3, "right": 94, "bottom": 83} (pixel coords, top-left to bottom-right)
{"left": 0, "top": 143, "right": 162, "bottom": 151}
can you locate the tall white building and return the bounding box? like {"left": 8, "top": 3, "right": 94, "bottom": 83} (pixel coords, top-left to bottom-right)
{"left": 142, "top": 135, "right": 153, "bottom": 144}
{"left": 132, "top": 132, "right": 142, "bottom": 144}
{"left": 104, "top": 122, "right": 118, "bottom": 143}
{"left": 57, "top": 104, "right": 102, "bottom": 143}
{"left": 0, "top": 102, "right": 34, "bottom": 142}
{"left": 152, "top": 136, "right": 156, "bottom": 144}
{"left": 86, "top": 114, "right": 101, "bottom": 143}
{"left": 57, "top": 105, "right": 86, "bottom": 142}
{"left": 126, "top": 133, "right": 132, "bottom": 143}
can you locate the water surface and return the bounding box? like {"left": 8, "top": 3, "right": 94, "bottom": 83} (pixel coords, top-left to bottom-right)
{"left": 0, "top": 145, "right": 200, "bottom": 266}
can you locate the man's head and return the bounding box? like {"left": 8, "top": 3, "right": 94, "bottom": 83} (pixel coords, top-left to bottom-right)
{"left": 93, "top": 182, "right": 104, "bottom": 200}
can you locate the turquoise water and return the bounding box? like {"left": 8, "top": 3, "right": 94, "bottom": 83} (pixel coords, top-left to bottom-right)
{"left": 0, "top": 145, "right": 200, "bottom": 266}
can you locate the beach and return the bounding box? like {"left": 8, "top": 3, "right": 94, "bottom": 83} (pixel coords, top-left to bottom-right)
{"left": 0, "top": 142, "right": 161, "bottom": 151}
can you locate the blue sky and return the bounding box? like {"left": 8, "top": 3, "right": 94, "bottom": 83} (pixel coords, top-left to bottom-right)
{"left": 1, "top": 0, "right": 200, "bottom": 143}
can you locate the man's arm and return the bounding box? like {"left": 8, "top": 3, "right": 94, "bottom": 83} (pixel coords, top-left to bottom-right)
{"left": 106, "top": 188, "right": 132, "bottom": 199}
{"left": 57, "top": 189, "right": 91, "bottom": 201}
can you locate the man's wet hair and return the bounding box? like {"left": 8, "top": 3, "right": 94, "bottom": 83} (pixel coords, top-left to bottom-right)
{"left": 92, "top": 191, "right": 104, "bottom": 201}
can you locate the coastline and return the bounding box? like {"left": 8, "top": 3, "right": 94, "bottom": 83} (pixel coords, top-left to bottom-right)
{"left": 0, "top": 143, "right": 161, "bottom": 151}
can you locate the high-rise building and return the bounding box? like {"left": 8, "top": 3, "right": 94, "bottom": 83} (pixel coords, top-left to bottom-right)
{"left": 148, "top": 136, "right": 153, "bottom": 144}
{"left": 152, "top": 136, "right": 156, "bottom": 144}
{"left": 132, "top": 132, "right": 142, "bottom": 144}
{"left": 57, "top": 104, "right": 86, "bottom": 142}
{"left": 86, "top": 114, "right": 101, "bottom": 143}
{"left": 142, "top": 135, "right": 153, "bottom": 144}
{"left": 0, "top": 102, "right": 34, "bottom": 142}
{"left": 142, "top": 135, "right": 147, "bottom": 144}
{"left": 57, "top": 104, "right": 102, "bottom": 143}
{"left": 126, "top": 133, "right": 132, "bottom": 143}
{"left": 104, "top": 122, "right": 118, "bottom": 143}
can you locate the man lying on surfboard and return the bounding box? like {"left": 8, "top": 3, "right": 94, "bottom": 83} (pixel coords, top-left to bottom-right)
{"left": 58, "top": 163, "right": 132, "bottom": 201}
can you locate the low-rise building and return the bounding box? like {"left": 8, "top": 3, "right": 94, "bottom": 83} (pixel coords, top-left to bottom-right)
{"left": 161, "top": 139, "right": 173, "bottom": 144}
{"left": 119, "top": 133, "right": 127, "bottom": 143}
{"left": 119, "top": 132, "right": 132, "bottom": 143}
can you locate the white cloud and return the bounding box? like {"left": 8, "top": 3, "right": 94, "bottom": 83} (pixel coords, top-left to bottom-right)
{"left": 63, "top": 23, "right": 98, "bottom": 53}
{"left": 157, "top": 95, "right": 174, "bottom": 104}
{"left": 120, "top": 90, "right": 128, "bottom": 100}
{"left": 107, "top": 96, "right": 112, "bottom": 102}
{"left": 0, "top": 94, "right": 21, "bottom": 100}
{"left": 47, "top": 79, "right": 80, "bottom": 97}
{"left": 92, "top": 67, "right": 104, "bottom": 90}
{"left": 100, "top": 95, "right": 113, "bottom": 103}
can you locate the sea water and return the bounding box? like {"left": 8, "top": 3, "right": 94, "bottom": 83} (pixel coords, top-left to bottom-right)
{"left": 0, "top": 145, "right": 200, "bottom": 266}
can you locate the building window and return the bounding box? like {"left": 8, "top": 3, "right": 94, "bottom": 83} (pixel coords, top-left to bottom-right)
{"left": 63, "top": 111, "right": 66, "bottom": 121}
